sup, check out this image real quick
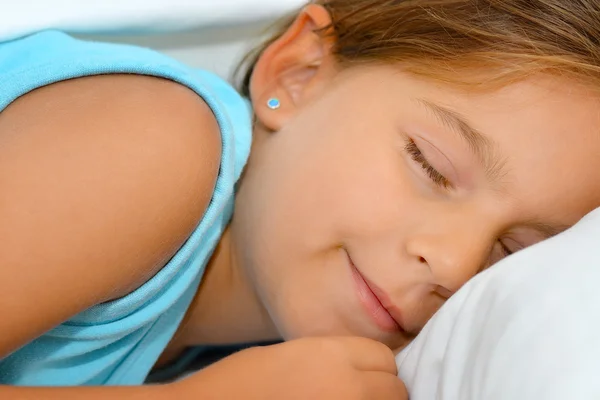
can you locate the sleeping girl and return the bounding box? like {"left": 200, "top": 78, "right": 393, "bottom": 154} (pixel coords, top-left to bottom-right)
{"left": 2, "top": 1, "right": 600, "bottom": 398}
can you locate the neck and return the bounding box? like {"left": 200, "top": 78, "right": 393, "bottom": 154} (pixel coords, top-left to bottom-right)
{"left": 165, "top": 225, "right": 279, "bottom": 356}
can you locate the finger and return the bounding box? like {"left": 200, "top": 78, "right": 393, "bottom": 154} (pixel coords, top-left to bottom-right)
{"left": 362, "top": 371, "right": 409, "bottom": 400}
{"left": 337, "top": 337, "right": 398, "bottom": 374}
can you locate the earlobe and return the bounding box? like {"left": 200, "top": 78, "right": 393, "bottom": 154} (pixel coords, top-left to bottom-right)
{"left": 250, "top": 4, "right": 335, "bottom": 131}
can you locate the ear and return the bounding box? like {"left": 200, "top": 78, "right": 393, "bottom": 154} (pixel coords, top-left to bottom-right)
{"left": 249, "top": 4, "right": 335, "bottom": 131}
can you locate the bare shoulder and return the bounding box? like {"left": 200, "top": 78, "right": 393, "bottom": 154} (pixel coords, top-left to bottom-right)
{"left": 0, "top": 74, "right": 222, "bottom": 356}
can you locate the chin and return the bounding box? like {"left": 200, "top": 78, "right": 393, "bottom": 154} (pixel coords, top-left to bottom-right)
{"left": 279, "top": 312, "right": 377, "bottom": 343}
{"left": 277, "top": 309, "right": 407, "bottom": 350}
{"left": 273, "top": 313, "right": 346, "bottom": 341}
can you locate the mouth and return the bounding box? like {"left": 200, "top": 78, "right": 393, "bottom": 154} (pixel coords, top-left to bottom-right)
{"left": 347, "top": 252, "right": 406, "bottom": 334}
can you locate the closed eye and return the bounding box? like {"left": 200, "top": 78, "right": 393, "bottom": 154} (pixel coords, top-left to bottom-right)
{"left": 404, "top": 138, "right": 450, "bottom": 188}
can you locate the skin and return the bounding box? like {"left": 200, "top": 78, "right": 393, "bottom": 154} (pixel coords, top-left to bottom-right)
{"left": 1, "top": 4, "right": 600, "bottom": 399}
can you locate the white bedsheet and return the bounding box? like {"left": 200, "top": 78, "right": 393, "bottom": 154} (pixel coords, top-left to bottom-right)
{"left": 2, "top": 0, "right": 306, "bottom": 40}
{"left": 1, "top": 0, "right": 307, "bottom": 78}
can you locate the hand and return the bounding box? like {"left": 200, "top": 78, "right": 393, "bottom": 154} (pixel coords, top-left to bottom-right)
{"left": 172, "top": 336, "right": 408, "bottom": 399}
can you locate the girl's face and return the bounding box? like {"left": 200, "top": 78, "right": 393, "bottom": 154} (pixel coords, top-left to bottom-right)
{"left": 232, "top": 8, "right": 600, "bottom": 350}
{"left": 234, "top": 65, "right": 600, "bottom": 350}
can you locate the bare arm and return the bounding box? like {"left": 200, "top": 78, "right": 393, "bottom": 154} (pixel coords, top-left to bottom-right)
{"left": 0, "top": 74, "right": 220, "bottom": 367}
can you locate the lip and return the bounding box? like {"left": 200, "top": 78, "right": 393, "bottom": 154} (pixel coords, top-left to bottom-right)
{"left": 347, "top": 253, "right": 406, "bottom": 333}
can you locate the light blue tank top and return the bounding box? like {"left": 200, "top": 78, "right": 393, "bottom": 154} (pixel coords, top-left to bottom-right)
{"left": 0, "top": 31, "right": 252, "bottom": 386}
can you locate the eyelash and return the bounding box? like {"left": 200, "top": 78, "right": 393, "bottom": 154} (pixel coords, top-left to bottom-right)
{"left": 499, "top": 241, "right": 514, "bottom": 257}
{"left": 404, "top": 138, "right": 450, "bottom": 188}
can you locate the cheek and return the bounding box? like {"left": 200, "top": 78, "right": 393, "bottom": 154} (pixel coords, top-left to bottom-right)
{"left": 325, "top": 155, "right": 417, "bottom": 236}
{"left": 252, "top": 134, "right": 420, "bottom": 252}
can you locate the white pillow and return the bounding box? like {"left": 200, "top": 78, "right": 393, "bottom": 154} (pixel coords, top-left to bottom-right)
{"left": 397, "top": 207, "right": 600, "bottom": 400}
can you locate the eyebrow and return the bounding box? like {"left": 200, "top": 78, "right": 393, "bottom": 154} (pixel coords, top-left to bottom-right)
{"left": 416, "top": 98, "right": 508, "bottom": 183}
{"left": 416, "top": 99, "right": 571, "bottom": 241}
{"left": 523, "top": 221, "right": 571, "bottom": 241}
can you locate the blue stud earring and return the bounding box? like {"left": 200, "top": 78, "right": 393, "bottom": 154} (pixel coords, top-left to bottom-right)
{"left": 267, "top": 98, "right": 281, "bottom": 110}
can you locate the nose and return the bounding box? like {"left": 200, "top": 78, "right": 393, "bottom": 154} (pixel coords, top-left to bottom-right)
{"left": 405, "top": 217, "right": 494, "bottom": 294}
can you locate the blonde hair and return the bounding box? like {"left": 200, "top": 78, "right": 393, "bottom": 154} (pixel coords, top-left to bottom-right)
{"left": 237, "top": 0, "right": 600, "bottom": 95}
